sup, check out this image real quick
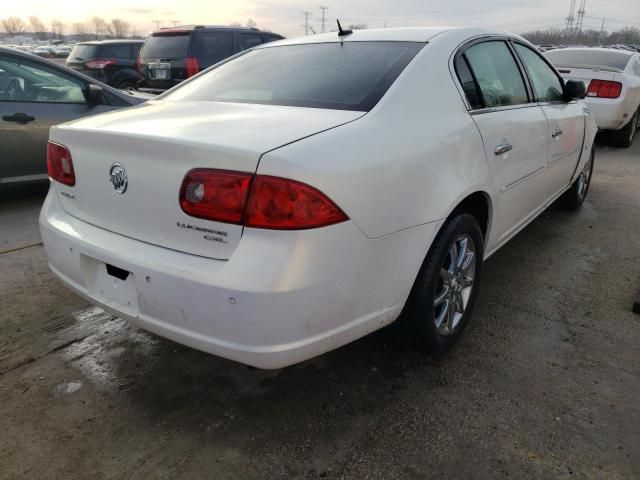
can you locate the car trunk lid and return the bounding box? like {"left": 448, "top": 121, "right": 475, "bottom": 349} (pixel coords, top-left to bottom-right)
{"left": 49, "top": 100, "right": 364, "bottom": 260}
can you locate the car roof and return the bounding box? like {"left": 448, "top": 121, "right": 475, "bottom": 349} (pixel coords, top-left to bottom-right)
{"left": 546, "top": 46, "right": 635, "bottom": 56}
{"left": 78, "top": 39, "right": 144, "bottom": 45}
{"left": 151, "top": 25, "right": 273, "bottom": 35}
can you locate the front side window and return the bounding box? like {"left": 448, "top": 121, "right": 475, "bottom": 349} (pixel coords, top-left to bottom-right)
{"left": 191, "top": 32, "right": 234, "bottom": 67}
{"left": 0, "top": 56, "right": 85, "bottom": 103}
{"left": 165, "top": 42, "right": 424, "bottom": 111}
{"left": 514, "top": 44, "right": 564, "bottom": 102}
{"left": 464, "top": 41, "right": 529, "bottom": 108}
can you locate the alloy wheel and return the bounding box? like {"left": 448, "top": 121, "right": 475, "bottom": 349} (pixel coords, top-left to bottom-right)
{"left": 577, "top": 152, "right": 594, "bottom": 201}
{"left": 433, "top": 234, "right": 476, "bottom": 336}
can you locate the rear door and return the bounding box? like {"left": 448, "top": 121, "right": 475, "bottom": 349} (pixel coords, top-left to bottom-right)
{"left": 0, "top": 54, "right": 115, "bottom": 185}
{"left": 513, "top": 42, "right": 585, "bottom": 200}
{"left": 457, "top": 39, "right": 551, "bottom": 246}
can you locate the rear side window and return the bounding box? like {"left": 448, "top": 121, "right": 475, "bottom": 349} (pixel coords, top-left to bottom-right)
{"left": 131, "top": 43, "right": 143, "bottom": 57}
{"left": 191, "top": 32, "right": 234, "bottom": 66}
{"left": 68, "top": 44, "right": 100, "bottom": 61}
{"left": 165, "top": 42, "right": 424, "bottom": 111}
{"left": 544, "top": 49, "right": 632, "bottom": 71}
{"left": 454, "top": 55, "right": 482, "bottom": 109}
{"left": 100, "top": 44, "right": 132, "bottom": 59}
{"left": 464, "top": 41, "right": 528, "bottom": 108}
{"left": 514, "top": 44, "right": 564, "bottom": 102}
{"left": 141, "top": 33, "right": 190, "bottom": 58}
{"left": 239, "top": 33, "right": 264, "bottom": 51}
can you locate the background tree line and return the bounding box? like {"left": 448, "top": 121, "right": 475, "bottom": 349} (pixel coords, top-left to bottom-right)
{"left": 0, "top": 16, "right": 140, "bottom": 40}
{"left": 521, "top": 26, "right": 640, "bottom": 46}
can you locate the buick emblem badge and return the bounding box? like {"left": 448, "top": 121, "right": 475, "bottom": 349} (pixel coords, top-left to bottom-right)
{"left": 109, "top": 163, "right": 128, "bottom": 194}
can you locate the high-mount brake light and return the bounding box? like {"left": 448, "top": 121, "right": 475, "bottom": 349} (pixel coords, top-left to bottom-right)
{"left": 47, "top": 142, "right": 75, "bottom": 186}
{"left": 179, "top": 170, "right": 348, "bottom": 230}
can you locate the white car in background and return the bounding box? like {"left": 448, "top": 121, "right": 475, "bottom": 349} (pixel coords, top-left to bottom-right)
{"left": 545, "top": 47, "right": 640, "bottom": 147}
{"left": 40, "top": 27, "right": 597, "bottom": 369}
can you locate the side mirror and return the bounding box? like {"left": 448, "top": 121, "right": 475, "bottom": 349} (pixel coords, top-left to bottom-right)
{"left": 564, "top": 80, "right": 586, "bottom": 101}
{"left": 84, "top": 84, "right": 104, "bottom": 105}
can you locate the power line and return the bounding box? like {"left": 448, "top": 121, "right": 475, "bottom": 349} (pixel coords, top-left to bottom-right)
{"left": 575, "top": 0, "right": 586, "bottom": 31}
{"left": 318, "top": 6, "right": 329, "bottom": 33}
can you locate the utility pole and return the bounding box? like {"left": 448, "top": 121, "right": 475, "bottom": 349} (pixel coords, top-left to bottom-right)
{"left": 152, "top": 20, "right": 161, "bottom": 31}
{"left": 565, "top": 0, "right": 576, "bottom": 33}
{"left": 302, "top": 11, "right": 312, "bottom": 35}
{"left": 170, "top": 20, "right": 180, "bottom": 27}
{"left": 576, "top": 0, "right": 586, "bottom": 32}
{"left": 318, "top": 6, "right": 329, "bottom": 33}
{"left": 599, "top": 17, "right": 606, "bottom": 45}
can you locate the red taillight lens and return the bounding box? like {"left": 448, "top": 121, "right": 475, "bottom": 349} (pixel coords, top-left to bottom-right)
{"left": 179, "top": 169, "right": 252, "bottom": 224}
{"left": 186, "top": 57, "right": 200, "bottom": 77}
{"left": 47, "top": 142, "right": 75, "bottom": 186}
{"left": 179, "top": 170, "right": 348, "bottom": 230}
{"left": 85, "top": 59, "right": 115, "bottom": 69}
{"left": 586, "top": 80, "right": 622, "bottom": 99}
{"left": 135, "top": 57, "right": 142, "bottom": 79}
{"left": 245, "top": 176, "right": 348, "bottom": 230}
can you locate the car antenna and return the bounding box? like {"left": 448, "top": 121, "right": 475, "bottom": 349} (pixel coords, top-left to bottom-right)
{"left": 336, "top": 19, "right": 353, "bottom": 37}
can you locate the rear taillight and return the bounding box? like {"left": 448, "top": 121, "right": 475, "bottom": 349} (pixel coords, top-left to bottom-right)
{"left": 85, "top": 59, "right": 115, "bottom": 69}
{"left": 185, "top": 57, "right": 200, "bottom": 77}
{"left": 179, "top": 170, "right": 348, "bottom": 230}
{"left": 180, "top": 169, "right": 252, "bottom": 224}
{"left": 586, "top": 80, "right": 622, "bottom": 99}
{"left": 135, "top": 57, "right": 142, "bottom": 79}
{"left": 47, "top": 142, "right": 75, "bottom": 186}
{"left": 245, "top": 176, "right": 348, "bottom": 230}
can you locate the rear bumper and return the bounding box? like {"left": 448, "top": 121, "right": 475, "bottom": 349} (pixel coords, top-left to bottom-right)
{"left": 40, "top": 188, "right": 436, "bottom": 368}
{"left": 584, "top": 97, "right": 635, "bottom": 131}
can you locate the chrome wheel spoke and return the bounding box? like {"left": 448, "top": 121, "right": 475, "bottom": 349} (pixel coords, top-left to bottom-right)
{"left": 461, "top": 275, "right": 474, "bottom": 288}
{"left": 449, "top": 243, "right": 459, "bottom": 274}
{"left": 434, "top": 287, "right": 449, "bottom": 307}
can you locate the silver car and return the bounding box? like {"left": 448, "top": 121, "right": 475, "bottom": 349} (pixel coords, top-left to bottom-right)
{"left": 0, "top": 46, "right": 148, "bottom": 188}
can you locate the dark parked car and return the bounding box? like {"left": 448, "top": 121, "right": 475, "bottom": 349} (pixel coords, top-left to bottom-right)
{"left": 0, "top": 46, "right": 149, "bottom": 187}
{"left": 138, "top": 25, "right": 284, "bottom": 93}
{"left": 66, "top": 40, "right": 144, "bottom": 90}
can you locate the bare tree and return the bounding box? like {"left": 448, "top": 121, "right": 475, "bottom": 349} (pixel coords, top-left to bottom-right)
{"left": 72, "top": 22, "right": 88, "bottom": 38}
{"left": 246, "top": 18, "right": 257, "bottom": 29}
{"left": 230, "top": 22, "right": 242, "bottom": 27}
{"left": 29, "top": 16, "right": 47, "bottom": 40}
{"left": 88, "top": 16, "right": 107, "bottom": 39}
{"left": 51, "top": 19, "right": 65, "bottom": 40}
{"left": 348, "top": 23, "right": 368, "bottom": 30}
{"left": 110, "top": 18, "right": 131, "bottom": 38}
{"left": 1, "top": 17, "right": 27, "bottom": 36}
{"left": 521, "top": 26, "right": 640, "bottom": 47}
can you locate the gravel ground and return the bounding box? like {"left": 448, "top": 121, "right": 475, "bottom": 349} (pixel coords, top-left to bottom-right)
{"left": 1, "top": 139, "right": 639, "bottom": 479}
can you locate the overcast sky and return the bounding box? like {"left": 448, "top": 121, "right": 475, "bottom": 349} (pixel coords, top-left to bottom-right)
{"left": 4, "top": 0, "right": 639, "bottom": 37}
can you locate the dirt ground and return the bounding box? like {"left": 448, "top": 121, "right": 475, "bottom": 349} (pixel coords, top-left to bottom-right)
{"left": 1, "top": 139, "right": 639, "bottom": 479}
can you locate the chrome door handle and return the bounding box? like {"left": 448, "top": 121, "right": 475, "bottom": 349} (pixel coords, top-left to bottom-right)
{"left": 551, "top": 128, "right": 563, "bottom": 138}
{"left": 494, "top": 143, "right": 513, "bottom": 155}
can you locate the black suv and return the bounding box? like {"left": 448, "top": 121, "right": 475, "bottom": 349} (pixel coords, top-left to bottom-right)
{"left": 66, "top": 40, "right": 144, "bottom": 90}
{"left": 138, "top": 26, "right": 284, "bottom": 93}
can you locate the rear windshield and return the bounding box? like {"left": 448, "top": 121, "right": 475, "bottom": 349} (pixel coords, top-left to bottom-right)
{"left": 140, "top": 33, "right": 190, "bottom": 58}
{"left": 164, "top": 42, "right": 424, "bottom": 111}
{"left": 68, "top": 45, "right": 100, "bottom": 61}
{"left": 544, "top": 49, "right": 632, "bottom": 71}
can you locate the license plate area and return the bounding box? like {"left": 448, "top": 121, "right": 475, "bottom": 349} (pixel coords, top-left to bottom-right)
{"left": 148, "top": 62, "right": 171, "bottom": 80}
{"left": 81, "top": 255, "right": 139, "bottom": 313}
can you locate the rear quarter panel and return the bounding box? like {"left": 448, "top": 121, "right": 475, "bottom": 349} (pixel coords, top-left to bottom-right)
{"left": 257, "top": 33, "right": 494, "bottom": 240}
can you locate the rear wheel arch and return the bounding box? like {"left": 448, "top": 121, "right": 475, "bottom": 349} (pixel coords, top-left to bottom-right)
{"left": 446, "top": 191, "right": 492, "bottom": 243}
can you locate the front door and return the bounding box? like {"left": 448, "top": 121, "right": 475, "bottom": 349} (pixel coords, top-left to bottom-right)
{"left": 513, "top": 43, "right": 585, "bottom": 199}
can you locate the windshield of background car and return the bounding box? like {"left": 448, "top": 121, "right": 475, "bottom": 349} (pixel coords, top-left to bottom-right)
{"left": 68, "top": 45, "right": 100, "bottom": 61}
{"left": 140, "top": 33, "right": 190, "bottom": 58}
{"left": 164, "top": 41, "right": 425, "bottom": 111}
{"left": 544, "top": 49, "right": 632, "bottom": 71}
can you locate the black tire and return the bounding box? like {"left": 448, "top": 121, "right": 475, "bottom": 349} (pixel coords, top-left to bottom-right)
{"left": 560, "top": 148, "right": 595, "bottom": 210}
{"left": 402, "top": 214, "right": 484, "bottom": 357}
{"left": 116, "top": 79, "right": 138, "bottom": 91}
{"left": 608, "top": 110, "right": 638, "bottom": 148}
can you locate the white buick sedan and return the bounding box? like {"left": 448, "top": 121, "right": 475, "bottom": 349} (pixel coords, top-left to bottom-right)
{"left": 40, "top": 27, "right": 597, "bottom": 369}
